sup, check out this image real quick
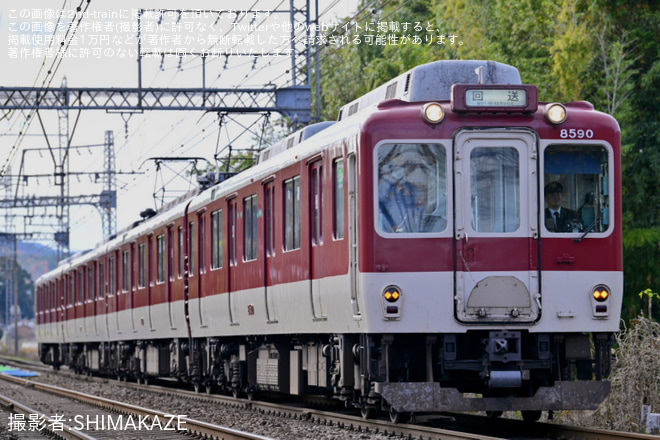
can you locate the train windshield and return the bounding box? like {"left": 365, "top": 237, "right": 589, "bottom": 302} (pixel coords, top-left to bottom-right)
{"left": 377, "top": 143, "right": 447, "bottom": 234}
{"left": 470, "top": 147, "right": 520, "bottom": 233}
{"left": 543, "top": 144, "right": 610, "bottom": 233}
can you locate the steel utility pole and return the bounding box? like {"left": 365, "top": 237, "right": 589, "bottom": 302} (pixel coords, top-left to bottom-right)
{"left": 0, "top": 2, "right": 320, "bottom": 256}
{"left": 0, "top": 232, "right": 19, "bottom": 355}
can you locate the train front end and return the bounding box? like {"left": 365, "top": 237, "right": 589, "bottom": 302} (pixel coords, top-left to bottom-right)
{"left": 353, "top": 61, "right": 622, "bottom": 419}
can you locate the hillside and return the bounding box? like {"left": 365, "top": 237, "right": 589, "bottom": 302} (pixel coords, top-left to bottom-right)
{"left": 16, "top": 241, "right": 60, "bottom": 282}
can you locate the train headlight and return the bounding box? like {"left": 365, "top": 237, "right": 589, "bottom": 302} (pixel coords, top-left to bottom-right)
{"left": 545, "top": 103, "right": 567, "bottom": 124}
{"left": 591, "top": 285, "right": 610, "bottom": 318}
{"left": 423, "top": 102, "right": 445, "bottom": 124}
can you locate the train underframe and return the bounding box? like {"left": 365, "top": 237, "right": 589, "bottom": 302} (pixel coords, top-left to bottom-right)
{"left": 39, "top": 329, "right": 613, "bottom": 422}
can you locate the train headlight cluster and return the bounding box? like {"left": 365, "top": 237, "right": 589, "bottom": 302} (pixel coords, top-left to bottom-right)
{"left": 423, "top": 102, "right": 445, "bottom": 124}
{"left": 591, "top": 285, "right": 611, "bottom": 318}
{"left": 545, "top": 103, "right": 567, "bottom": 124}
{"left": 382, "top": 285, "right": 402, "bottom": 319}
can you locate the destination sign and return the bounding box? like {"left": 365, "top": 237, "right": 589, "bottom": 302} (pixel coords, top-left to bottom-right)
{"left": 451, "top": 84, "right": 538, "bottom": 113}
{"left": 466, "top": 88, "right": 527, "bottom": 107}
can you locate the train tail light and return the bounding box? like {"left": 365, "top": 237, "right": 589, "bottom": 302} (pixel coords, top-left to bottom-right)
{"left": 593, "top": 287, "right": 610, "bottom": 301}
{"left": 382, "top": 286, "right": 402, "bottom": 319}
{"left": 544, "top": 103, "right": 567, "bottom": 124}
{"left": 423, "top": 102, "right": 445, "bottom": 124}
{"left": 384, "top": 286, "right": 401, "bottom": 302}
{"left": 592, "top": 285, "right": 610, "bottom": 318}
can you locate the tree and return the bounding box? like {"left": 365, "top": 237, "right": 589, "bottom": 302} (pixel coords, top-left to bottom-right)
{"left": 320, "top": 0, "right": 439, "bottom": 120}
{"left": 0, "top": 259, "right": 34, "bottom": 321}
{"left": 596, "top": 30, "right": 638, "bottom": 117}
{"left": 549, "top": 0, "right": 596, "bottom": 101}
{"left": 436, "top": 0, "right": 561, "bottom": 99}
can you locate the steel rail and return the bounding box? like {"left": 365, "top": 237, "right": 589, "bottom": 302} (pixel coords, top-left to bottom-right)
{"left": 0, "top": 357, "right": 655, "bottom": 440}
{"left": 0, "top": 373, "right": 273, "bottom": 440}
{"left": 0, "top": 392, "right": 96, "bottom": 440}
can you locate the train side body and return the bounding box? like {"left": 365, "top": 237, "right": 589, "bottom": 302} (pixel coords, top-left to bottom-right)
{"left": 35, "top": 60, "right": 622, "bottom": 418}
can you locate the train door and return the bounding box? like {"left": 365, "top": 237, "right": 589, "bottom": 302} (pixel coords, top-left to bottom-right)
{"left": 309, "top": 160, "right": 325, "bottom": 320}
{"left": 52, "top": 283, "right": 57, "bottom": 338}
{"left": 453, "top": 130, "right": 540, "bottom": 323}
{"left": 110, "top": 253, "right": 120, "bottom": 335}
{"left": 98, "top": 259, "right": 109, "bottom": 339}
{"left": 87, "top": 262, "right": 98, "bottom": 336}
{"left": 76, "top": 267, "right": 86, "bottom": 338}
{"left": 65, "top": 274, "right": 74, "bottom": 339}
{"left": 167, "top": 226, "right": 176, "bottom": 329}
{"left": 128, "top": 245, "right": 136, "bottom": 333}
{"left": 147, "top": 235, "right": 155, "bottom": 331}
{"left": 264, "top": 181, "right": 277, "bottom": 322}
{"left": 228, "top": 197, "right": 239, "bottom": 324}
{"left": 51, "top": 282, "right": 56, "bottom": 338}
{"left": 347, "top": 152, "right": 360, "bottom": 317}
{"left": 197, "top": 212, "right": 207, "bottom": 327}
{"left": 58, "top": 279, "right": 65, "bottom": 340}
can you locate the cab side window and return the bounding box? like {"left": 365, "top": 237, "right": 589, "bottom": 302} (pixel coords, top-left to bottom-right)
{"left": 544, "top": 145, "right": 610, "bottom": 233}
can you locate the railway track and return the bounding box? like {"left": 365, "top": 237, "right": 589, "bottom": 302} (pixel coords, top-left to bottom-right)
{"left": 1, "top": 356, "right": 657, "bottom": 440}
{"left": 0, "top": 371, "right": 273, "bottom": 440}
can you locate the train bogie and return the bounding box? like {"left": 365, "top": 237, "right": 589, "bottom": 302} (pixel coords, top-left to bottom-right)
{"left": 36, "top": 59, "right": 622, "bottom": 419}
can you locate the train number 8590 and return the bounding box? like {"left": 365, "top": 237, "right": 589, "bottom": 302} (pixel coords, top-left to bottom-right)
{"left": 560, "top": 128, "right": 594, "bottom": 139}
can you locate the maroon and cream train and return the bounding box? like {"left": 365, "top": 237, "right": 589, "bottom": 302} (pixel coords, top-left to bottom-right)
{"left": 36, "top": 60, "right": 622, "bottom": 421}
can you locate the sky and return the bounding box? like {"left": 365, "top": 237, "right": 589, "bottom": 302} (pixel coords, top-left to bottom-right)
{"left": 0, "top": 0, "right": 357, "bottom": 252}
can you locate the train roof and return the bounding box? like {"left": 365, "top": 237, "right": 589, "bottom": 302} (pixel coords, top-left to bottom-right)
{"left": 37, "top": 60, "right": 526, "bottom": 283}
{"left": 256, "top": 120, "right": 336, "bottom": 165}
{"left": 38, "top": 122, "right": 357, "bottom": 284}
{"left": 338, "top": 60, "right": 522, "bottom": 121}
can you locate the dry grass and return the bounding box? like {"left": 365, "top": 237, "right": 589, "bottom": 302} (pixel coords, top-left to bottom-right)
{"left": 554, "top": 317, "right": 660, "bottom": 434}
{"left": 0, "top": 343, "right": 40, "bottom": 362}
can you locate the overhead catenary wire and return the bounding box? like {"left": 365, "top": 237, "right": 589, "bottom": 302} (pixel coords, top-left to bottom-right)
{"left": 2, "top": 1, "right": 363, "bottom": 248}
{"left": 113, "top": 3, "right": 307, "bottom": 200}
{"left": 0, "top": 0, "right": 94, "bottom": 177}
{"left": 3, "top": 0, "right": 352, "bottom": 180}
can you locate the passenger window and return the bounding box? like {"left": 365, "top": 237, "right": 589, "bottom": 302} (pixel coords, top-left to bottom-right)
{"left": 178, "top": 226, "right": 184, "bottom": 277}
{"left": 377, "top": 143, "right": 447, "bottom": 234}
{"left": 78, "top": 268, "right": 85, "bottom": 303}
{"left": 157, "top": 234, "right": 166, "bottom": 283}
{"left": 139, "top": 243, "right": 147, "bottom": 288}
{"left": 109, "top": 257, "right": 116, "bottom": 296}
{"left": 198, "top": 216, "right": 206, "bottom": 273}
{"left": 284, "top": 176, "right": 301, "bottom": 250}
{"left": 265, "top": 185, "right": 276, "bottom": 256}
{"left": 122, "top": 250, "right": 130, "bottom": 292}
{"left": 99, "top": 262, "right": 105, "bottom": 298}
{"left": 311, "top": 165, "right": 323, "bottom": 245}
{"left": 211, "top": 209, "right": 223, "bottom": 269}
{"left": 333, "top": 159, "right": 345, "bottom": 240}
{"left": 544, "top": 145, "right": 610, "bottom": 233}
{"left": 189, "top": 222, "right": 195, "bottom": 275}
{"left": 88, "top": 264, "right": 95, "bottom": 301}
{"left": 244, "top": 194, "right": 258, "bottom": 261}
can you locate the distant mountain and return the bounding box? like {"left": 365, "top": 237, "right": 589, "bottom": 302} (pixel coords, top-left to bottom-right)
{"left": 16, "top": 241, "right": 62, "bottom": 282}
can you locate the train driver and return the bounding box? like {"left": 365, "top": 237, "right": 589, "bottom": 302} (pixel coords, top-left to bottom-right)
{"left": 544, "top": 181, "right": 583, "bottom": 232}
